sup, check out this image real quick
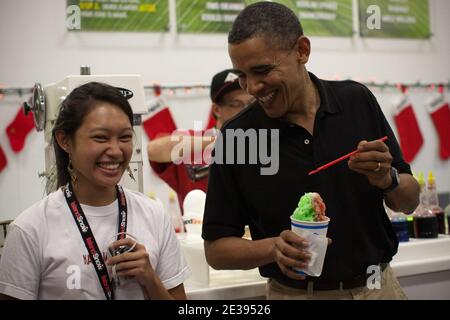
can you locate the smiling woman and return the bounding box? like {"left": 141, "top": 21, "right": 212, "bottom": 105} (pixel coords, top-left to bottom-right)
{"left": 0, "top": 82, "right": 191, "bottom": 300}
{"left": 53, "top": 83, "right": 135, "bottom": 206}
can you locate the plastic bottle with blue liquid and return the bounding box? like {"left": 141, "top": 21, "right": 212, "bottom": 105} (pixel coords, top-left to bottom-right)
{"left": 387, "top": 206, "right": 409, "bottom": 242}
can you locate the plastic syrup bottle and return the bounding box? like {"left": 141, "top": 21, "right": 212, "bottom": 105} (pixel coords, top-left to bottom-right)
{"left": 168, "top": 191, "right": 186, "bottom": 240}
{"left": 386, "top": 204, "right": 409, "bottom": 242}
{"left": 391, "top": 211, "right": 410, "bottom": 242}
{"left": 413, "top": 172, "right": 438, "bottom": 238}
{"left": 427, "top": 171, "right": 445, "bottom": 234}
{"left": 407, "top": 172, "right": 417, "bottom": 238}
{"left": 445, "top": 203, "right": 450, "bottom": 235}
{"left": 406, "top": 213, "right": 415, "bottom": 238}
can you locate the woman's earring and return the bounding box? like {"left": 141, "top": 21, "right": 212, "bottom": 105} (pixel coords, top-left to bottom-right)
{"left": 127, "top": 165, "right": 136, "bottom": 182}
{"left": 68, "top": 159, "right": 77, "bottom": 184}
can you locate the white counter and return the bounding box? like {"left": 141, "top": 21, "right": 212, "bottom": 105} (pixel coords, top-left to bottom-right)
{"left": 2, "top": 236, "right": 449, "bottom": 299}
{"left": 183, "top": 235, "right": 450, "bottom": 300}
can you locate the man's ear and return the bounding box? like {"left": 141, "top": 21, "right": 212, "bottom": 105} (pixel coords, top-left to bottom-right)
{"left": 54, "top": 130, "right": 71, "bottom": 153}
{"left": 212, "top": 103, "right": 221, "bottom": 120}
{"left": 296, "top": 36, "right": 311, "bottom": 64}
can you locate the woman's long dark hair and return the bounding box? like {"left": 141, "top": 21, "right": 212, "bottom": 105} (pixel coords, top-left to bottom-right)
{"left": 52, "top": 82, "right": 134, "bottom": 188}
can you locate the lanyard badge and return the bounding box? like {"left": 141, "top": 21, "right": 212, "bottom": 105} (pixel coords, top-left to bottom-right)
{"left": 63, "top": 182, "right": 129, "bottom": 300}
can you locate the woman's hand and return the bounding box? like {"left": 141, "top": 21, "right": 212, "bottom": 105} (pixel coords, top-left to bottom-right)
{"left": 107, "top": 238, "right": 183, "bottom": 299}
{"left": 106, "top": 238, "right": 155, "bottom": 287}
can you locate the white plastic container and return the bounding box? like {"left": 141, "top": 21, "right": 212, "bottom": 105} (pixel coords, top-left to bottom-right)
{"left": 290, "top": 216, "right": 330, "bottom": 277}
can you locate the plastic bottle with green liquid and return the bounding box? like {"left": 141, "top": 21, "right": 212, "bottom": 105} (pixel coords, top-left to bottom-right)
{"left": 427, "top": 171, "right": 445, "bottom": 234}
{"left": 406, "top": 172, "right": 417, "bottom": 238}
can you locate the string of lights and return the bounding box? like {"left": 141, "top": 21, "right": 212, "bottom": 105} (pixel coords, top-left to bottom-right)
{"left": 0, "top": 80, "right": 449, "bottom": 99}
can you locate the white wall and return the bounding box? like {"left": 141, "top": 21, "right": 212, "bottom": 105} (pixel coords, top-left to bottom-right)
{"left": 0, "top": 0, "right": 449, "bottom": 220}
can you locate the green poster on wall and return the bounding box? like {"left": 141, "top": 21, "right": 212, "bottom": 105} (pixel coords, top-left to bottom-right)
{"left": 272, "top": 0, "right": 353, "bottom": 37}
{"left": 66, "top": 0, "right": 169, "bottom": 32}
{"left": 177, "top": 0, "right": 250, "bottom": 33}
{"left": 177, "top": 0, "right": 353, "bottom": 36}
{"left": 359, "top": 0, "right": 430, "bottom": 38}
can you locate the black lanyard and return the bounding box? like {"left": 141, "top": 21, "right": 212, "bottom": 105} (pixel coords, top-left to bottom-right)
{"left": 62, "top": 182, "right": 128, "bottom": 300}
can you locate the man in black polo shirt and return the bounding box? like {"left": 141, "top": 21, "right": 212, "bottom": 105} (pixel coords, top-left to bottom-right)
{"left": 202, "top": 2, "right": 420, "bottom": 299}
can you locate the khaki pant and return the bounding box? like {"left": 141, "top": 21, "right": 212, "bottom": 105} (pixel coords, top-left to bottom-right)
{"left": 266, "top": 265, "right": 407, "bottom": 300}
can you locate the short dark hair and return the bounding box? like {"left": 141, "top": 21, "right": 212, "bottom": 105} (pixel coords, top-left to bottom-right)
{"left": 228, "top": 2, "right": 303, "bottom": 50}
{"left": 52, "top": 82, "right": 134, "bottom": 188}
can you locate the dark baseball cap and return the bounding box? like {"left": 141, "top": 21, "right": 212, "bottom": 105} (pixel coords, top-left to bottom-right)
{"left": 210, "top": 69, "right": 242, "bottom": 103}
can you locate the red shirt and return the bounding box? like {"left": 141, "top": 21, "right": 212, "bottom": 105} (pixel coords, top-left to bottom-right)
{"left": 150, "top": 161, "right": 208, "bottom": 213}
{"left": 149, "top": 129, "right": 215, "bottom": 212}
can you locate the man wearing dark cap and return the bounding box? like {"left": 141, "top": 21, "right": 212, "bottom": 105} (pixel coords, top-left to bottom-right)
{"left": 147, "top": 69, "right": 253, "bottom": 209}
{"left": 210, "top": 69, "right": 253, "bottom": 129}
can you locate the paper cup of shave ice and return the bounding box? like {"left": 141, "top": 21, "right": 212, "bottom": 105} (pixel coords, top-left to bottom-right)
{"left": 290, "top": 215, "right": 330, "bottom": 277}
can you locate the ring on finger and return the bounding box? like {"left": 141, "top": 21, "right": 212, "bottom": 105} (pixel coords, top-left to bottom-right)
{"left": 374, "top": 162, "right": 381, "bottom": 172}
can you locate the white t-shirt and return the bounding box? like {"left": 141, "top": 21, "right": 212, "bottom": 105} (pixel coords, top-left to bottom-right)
{"left": 0, "top": 188, "right": 191, "bottom": 300}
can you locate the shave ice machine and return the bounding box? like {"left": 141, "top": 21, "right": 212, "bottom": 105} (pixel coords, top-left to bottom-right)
{"left": 25, "top": 67, "right": 146, "bottom": 194}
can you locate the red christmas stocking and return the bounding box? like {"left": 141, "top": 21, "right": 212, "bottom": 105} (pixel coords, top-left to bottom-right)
{"left": 428, "top": 97, "right": 450, "bottom": 160}
{"left": 0, "top": 145, "right": 7, "bottom": 173}
{"left": 142, "top": 99, "right": 177, "bottom": 140}
{"left": 6, "top": 107, "right": 35, "bottom": 153}
{"left": 394, "top": 99, "right": 423, "bottom": 163}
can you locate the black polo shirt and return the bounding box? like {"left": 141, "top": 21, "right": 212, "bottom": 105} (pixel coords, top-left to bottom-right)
{"left": 202, "top": 72, "right": 411, "bottom": 283}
